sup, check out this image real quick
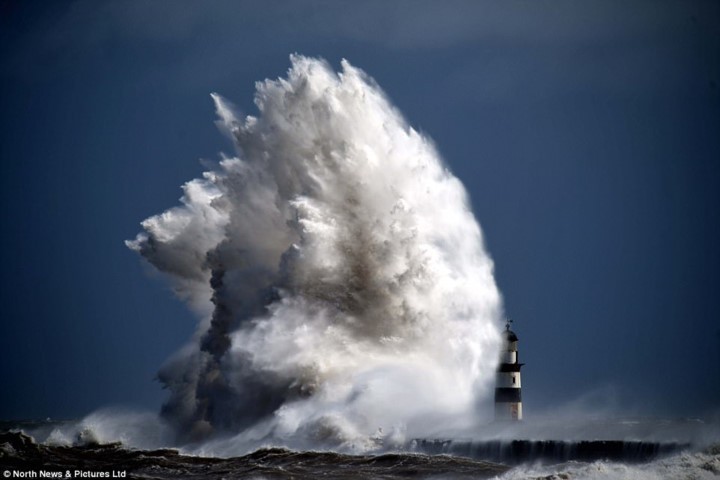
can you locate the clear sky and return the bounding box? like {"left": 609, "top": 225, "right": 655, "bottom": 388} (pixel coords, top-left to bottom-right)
{"left": 1, "top": 0, "right": 718, "bottom": 421}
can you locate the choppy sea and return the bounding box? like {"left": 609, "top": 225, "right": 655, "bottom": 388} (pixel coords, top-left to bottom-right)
{"left": 2, "top": 418, "right": 719, "bottom": 479}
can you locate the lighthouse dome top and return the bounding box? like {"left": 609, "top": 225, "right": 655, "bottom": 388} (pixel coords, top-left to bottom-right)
{"left": 503, "top": 319, "right": 518, "bottom": 342}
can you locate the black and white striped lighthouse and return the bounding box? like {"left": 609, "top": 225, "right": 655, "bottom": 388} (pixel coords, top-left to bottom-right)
{"left": 495, "top": 319, "right": 523, "bottom": 421}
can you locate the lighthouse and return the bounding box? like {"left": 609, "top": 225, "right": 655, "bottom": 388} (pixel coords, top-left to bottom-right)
{"left": 495, "top": 319, "right": 523, "bottom": 421}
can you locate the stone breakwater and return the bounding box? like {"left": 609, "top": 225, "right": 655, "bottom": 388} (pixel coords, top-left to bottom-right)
{"left": 412, "top": 438, "right": 690, "bottom": 464}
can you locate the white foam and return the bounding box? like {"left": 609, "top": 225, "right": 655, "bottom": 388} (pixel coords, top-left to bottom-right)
{"left": 495, "top": 447, "right": 720, "bottom": 480}
{"left": 127, "top": 55, "right": 503, "bottom": 452}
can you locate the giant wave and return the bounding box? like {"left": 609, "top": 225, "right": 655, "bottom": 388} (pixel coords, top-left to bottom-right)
{"left": 125, "top": 55, "right": 503, "bottom": 453}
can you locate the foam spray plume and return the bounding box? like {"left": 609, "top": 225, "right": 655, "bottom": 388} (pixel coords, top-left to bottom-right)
{"left": 127, "top": 56, "right": 502, "bottom": 453}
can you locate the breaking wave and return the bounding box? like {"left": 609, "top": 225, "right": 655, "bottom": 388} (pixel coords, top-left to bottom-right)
{"left": 125, "top": 55, "right": 503, "bottom": 452}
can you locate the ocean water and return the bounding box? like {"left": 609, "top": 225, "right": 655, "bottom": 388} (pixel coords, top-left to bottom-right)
{"left": 2, "top": 417, "right": 718, "bottom": 479}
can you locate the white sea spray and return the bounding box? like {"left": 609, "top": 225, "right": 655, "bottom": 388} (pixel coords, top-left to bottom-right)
{"left": 126, "top": 55, "right": 503, "bottom": 452}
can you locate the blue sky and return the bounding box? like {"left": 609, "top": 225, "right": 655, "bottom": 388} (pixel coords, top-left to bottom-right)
{"left": 1, "top": 0, "right": 718, "bottom": 420}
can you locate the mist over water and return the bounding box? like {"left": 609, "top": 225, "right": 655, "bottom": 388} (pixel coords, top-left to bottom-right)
{"left": 126, "top": 55, "right": 503, "bottom": 452}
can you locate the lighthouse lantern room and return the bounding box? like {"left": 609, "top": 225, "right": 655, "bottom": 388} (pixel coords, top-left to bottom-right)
{"left": 495, "top": 319, "right": 524, "bottom": 421}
